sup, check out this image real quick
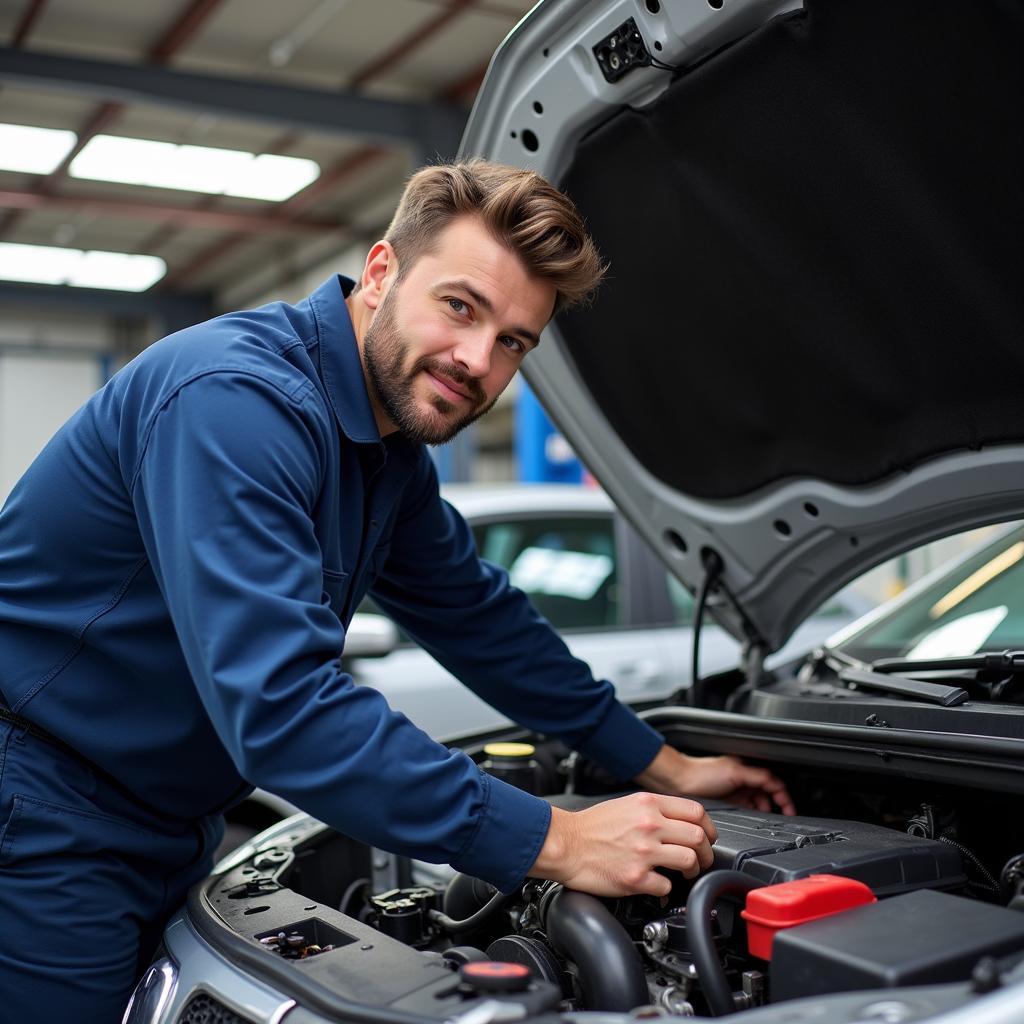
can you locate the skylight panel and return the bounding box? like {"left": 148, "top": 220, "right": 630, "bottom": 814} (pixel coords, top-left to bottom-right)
{"left": 69, "top": 135, "right": 320, "bottom": 201}
{"left": 0, "top": 243, "right": 166, "bottom": 292}
{"left": 69, "top": 136, "right": 179, "bottom": 189}
{"left": 228, "top": 153, "right": 321, "bottom": 201}
{"left": 171, "top": 144, "right": 254, "bottom": 193}
{"left": 0, "top": 243, "right": 81, "bottom": 284}
{"left": 0, "top": 124, "right": 78, "bottom": 175}
{"left": 70, "top": 250, "right": 167, "bottom": 291}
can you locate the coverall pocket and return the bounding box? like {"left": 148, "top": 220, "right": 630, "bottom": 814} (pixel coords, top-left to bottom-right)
{"left": 0, "top": 790, "right": 200, "bottom": 1023}
{"left": 0, "top": 793, "right": 161, "bottom": 866}
{"left": 321, "top": 567, "right": 349, "bottom": 614}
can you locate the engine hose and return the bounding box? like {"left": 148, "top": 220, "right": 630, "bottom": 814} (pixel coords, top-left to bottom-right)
{"left": 686, "top": 870, "right": 764, "bottom": 1017}
{"left": 542, "top": 887, "right": 649, "bottom": 1012}
{"left": 442, "top": 872, "right": 498, "bottom": 922}
{"left": 428, "top": 890, "right": 512, "bottom": 933}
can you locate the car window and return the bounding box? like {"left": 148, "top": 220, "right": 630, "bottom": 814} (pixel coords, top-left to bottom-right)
{"left": 472, "top": 516, "right": 622, "bottom": 630}
{"left": 840, "top": 529, "right": 1024, "bottom": 660}
{"left": 355, "top": 514, "right": 622, "bottom": 634}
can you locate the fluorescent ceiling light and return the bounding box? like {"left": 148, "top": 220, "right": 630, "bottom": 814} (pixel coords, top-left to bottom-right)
{"left": 0, "top": 243, "right": 166, "bottom": 291}
{"left": 69, "top": 135, "right": 320, "bottom": 201}
{"left": 0, "top": 123, "right": 78, "bottom": 174}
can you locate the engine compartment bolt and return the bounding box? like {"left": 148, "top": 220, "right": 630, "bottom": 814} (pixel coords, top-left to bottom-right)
{"left": 643, "top": 919, "right": 669, "bottom": 951}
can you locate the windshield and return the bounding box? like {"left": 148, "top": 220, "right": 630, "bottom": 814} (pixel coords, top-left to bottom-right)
{"left": 838, "top": 525, "right": 1024, "bottom": 662}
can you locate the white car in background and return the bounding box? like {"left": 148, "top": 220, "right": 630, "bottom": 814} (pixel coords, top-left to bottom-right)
{"left": 343, "top": 483, "right": 869, "bottom": 739}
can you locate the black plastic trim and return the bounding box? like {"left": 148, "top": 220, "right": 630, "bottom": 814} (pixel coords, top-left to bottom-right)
{"left": 186, "top": 884, "right": 438, "bottom": 1024}
{"left": 640, "top": 708, "right": 1024, "bottom": 793}
{"left": 838, "top": 666, "right": 969, "bottom": 707}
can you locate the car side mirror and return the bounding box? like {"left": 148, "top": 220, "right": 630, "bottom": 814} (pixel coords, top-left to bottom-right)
{"left": 343, "top": 612, "right": 400, "bottom": 659}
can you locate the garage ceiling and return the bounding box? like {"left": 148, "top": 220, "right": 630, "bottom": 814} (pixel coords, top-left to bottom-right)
{"left": 0, "top": 0, "right": 534, "bottom": 314}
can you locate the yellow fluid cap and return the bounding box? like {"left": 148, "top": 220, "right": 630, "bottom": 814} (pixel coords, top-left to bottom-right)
{"left": 483, "top": 742, "right": 536, "bottom": 759}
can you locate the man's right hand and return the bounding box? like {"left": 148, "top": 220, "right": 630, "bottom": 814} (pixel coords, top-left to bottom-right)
{"left": 528, "top": 792, "right": 717, "bottom": 898}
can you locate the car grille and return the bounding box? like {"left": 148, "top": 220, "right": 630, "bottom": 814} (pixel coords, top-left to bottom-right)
{"left": 177, "top": 992, "right": 254, "bottom": 1024}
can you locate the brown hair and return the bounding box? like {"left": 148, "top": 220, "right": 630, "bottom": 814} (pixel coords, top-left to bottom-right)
{"left": 383, "top": 158, "right": 606, "bottom": 314}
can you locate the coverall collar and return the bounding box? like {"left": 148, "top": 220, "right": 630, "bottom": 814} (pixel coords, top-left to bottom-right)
{"left": 308, "top": 274, "right": 382, "bottom": 446}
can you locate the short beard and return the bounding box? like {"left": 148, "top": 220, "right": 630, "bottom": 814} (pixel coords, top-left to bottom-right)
{"left": 363, "top": 284, "right": 496, "bottom": 445}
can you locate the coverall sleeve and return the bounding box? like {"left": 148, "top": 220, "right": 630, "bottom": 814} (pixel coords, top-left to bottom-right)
{"left": 130, "top": 370, "right": 549, "bottom": 892}
{"left": 369, "top": 457, "right": 665, "bottom": 782}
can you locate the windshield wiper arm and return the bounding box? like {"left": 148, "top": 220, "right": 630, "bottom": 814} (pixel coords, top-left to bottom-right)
{"left": 870, "top": 650, "right": 1024, "bottom": 676}
{"left": 837, "top": 665, "right": 969, "bottom": 707}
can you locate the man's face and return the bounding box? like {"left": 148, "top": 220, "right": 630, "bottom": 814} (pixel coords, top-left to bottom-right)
{"left": 361, "top": 216, "right": 555, "bottom": 445}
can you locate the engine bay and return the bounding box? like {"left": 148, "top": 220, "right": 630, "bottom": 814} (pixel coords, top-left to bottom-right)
{"left": 194, "top": 730, "right": 1024, "bottom": 1022}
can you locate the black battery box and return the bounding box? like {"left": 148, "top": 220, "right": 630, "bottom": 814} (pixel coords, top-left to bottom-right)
{"left": 772, "top": 889, "right": 1024, "bottom": 1002}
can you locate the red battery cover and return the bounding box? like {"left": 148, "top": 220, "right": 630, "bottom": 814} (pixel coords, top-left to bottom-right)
{"left": 741, "top": 874, "right": 877, "bottom": 960}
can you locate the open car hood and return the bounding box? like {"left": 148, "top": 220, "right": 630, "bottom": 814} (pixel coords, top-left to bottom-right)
{"left": 460, "top": 0, "right": 1024, "bottom": 654}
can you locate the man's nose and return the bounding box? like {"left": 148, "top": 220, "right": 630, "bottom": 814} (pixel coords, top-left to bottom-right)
{"left": 451, "top": 330, "right": 493, "bottom": 378}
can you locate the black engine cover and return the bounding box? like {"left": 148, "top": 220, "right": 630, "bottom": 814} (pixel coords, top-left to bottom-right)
{"left": 707, "top": 809, "right": 966, "bottom": 895}
{"left": 547, "top": 795, "right": 966, "bottom": 895}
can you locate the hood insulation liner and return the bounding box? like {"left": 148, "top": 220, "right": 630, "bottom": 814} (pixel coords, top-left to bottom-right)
{"left": 559, "top": 0, "right": 1023, "bottom": 500}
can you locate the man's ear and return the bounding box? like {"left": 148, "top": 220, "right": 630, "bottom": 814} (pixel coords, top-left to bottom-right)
{"left": 360, "top": 240, "right": 397, "bottom": 311}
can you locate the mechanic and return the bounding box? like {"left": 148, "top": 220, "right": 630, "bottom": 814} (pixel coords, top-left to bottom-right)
{"left": 0, "top": 159, "right": 794, "bottom": 1020}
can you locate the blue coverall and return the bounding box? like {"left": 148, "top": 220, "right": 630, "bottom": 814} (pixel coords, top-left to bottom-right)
{"left": 0, "top": 275, "right": 664, "bottom": 1020}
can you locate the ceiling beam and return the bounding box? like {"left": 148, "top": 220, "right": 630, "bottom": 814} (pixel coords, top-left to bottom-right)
{"left": 0, "top": 0, "right": 227, "bottom": 241}
{"left": 348, "top": 0, "right": 478, "bottom": 90}
{"left": 0, "top": 188, "right": 346, "bottom": 236}
{"left": 158, "top": 148, "right": 384, "bottom": 291}
{"left": 43, "top": 0, "right": 227, "bottom": 180}
{"left": 143, "top": 0, "right": 481, "bottom": 263}
{"left": 147, "top": 0, "right": 224, "bottom": 65}
{"left": 159, "top": 54, "right": 492, "bottom": 292}
{"left": 9, "top": 0, "right": 48, "bottom": 48}
{"left": 0, "top": 46, "right": 467, "bottom": 154}
{"left": 0, "top": 279, "right": 212, "bottom": 332}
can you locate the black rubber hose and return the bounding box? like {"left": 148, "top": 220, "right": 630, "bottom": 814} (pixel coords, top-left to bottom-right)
{"left": 442, "top": 872, "right": 496, "bottom": 921}
{"left": 686, "top": 870, "right": 763, "bottom": 1016}
{"left": 542, "top": 887, "right": 649, "bottom": 1012}
{"left": 428, "top": 890, "right": 512, "bottom": 933}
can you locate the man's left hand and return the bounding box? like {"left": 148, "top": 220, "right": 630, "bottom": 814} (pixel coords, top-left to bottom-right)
{"left": 635, "top": 745, "right": 796, "bottom": 816}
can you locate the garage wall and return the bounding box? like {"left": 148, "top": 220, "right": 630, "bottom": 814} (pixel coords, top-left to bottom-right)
{"left": 0, "top": 303, "right": 113, "bottom": 503}
{"left": 0, "top": 304, "right": 160, "bottom": 505}
{"left": 0, "top": 349, "right": 104, "bottom": 504}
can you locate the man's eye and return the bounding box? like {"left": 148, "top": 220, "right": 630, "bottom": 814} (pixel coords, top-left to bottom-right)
{"left": 447, "top": 298, "right": 467, "bottom": 314}
{"left": 500, "top": 336, "right": 525, "bottom": 355}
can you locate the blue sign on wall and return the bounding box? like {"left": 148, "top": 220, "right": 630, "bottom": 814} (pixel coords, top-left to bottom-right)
{"left": 515, "top": 381, "right": 583, "bottom": 484}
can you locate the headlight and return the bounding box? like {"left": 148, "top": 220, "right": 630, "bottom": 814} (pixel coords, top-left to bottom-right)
{"left": 121, "top": 957, "right": 177, "bottom": 1024}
